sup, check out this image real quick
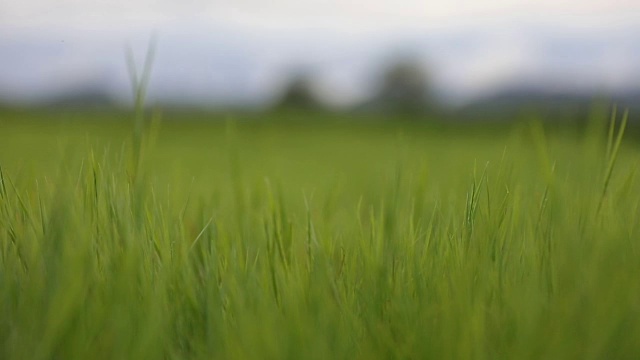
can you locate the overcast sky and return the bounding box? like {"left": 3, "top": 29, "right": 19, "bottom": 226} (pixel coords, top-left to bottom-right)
{"left": 1, "top": 0, "right": 639, "bottom": 107}
{"left": 3, "top": 0, "right": 640, "bottom": 30}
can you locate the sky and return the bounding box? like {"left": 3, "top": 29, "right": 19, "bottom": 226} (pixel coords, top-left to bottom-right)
{"left": 1, "top": 0, "right": 639, "bottom": 107}
{"left": 3, "top": 0, "right": 640, "bottom": 29}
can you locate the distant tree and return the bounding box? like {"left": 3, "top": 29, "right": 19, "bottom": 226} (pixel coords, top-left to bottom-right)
{"left": 274, "top": 74, "right": 324, "bottom": 110}
{"left": 373, "top": 57, "right": 433, "bottom": 115}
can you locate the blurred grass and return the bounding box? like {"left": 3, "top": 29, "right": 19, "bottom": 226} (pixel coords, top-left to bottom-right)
{"left": 0, "top": 108, "right": 639, "bottom": 359}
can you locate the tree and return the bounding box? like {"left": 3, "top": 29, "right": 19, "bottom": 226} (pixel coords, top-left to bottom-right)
{"left": 274, "top": 73, "right": 324, "bottom": 110}
{"left": 373, "top": 57, "right": 433, "bottom": 115}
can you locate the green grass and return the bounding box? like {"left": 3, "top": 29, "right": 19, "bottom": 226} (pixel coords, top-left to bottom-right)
{"left": 0, "top": 108, "right": 639, "bottom": 359}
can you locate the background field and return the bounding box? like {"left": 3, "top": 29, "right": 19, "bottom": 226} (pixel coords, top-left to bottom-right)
{"left": 1, "top": 108, "right": 639, "bottom": 359}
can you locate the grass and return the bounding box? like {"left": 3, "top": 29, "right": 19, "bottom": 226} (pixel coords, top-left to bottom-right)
{"left": 0, "top": 107, "right": 639, "bottom": 359}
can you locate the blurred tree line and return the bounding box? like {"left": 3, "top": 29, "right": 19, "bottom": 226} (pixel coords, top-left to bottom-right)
{"left": 274, "top": 56, "right": 435, "bottom": 116}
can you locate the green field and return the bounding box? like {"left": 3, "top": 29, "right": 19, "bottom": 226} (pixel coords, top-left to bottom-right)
{"left": 1, "top": 108, "right": 639, "bottom": 359}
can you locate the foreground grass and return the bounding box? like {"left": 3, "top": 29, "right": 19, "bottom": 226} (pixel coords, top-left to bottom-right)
{"left": 0, "top": 110, "right": 639, "bottom": 359}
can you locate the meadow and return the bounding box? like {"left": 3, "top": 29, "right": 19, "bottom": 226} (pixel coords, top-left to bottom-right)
{"left": 0, "top": 107, "right": 639, "bottom": 359}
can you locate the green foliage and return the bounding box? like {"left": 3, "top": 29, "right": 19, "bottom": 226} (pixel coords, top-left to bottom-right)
{"left": 0, "top": 109, "right": 639, "bottom": 359}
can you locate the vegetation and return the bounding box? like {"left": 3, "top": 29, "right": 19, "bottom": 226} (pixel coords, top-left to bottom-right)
{"left": 274, "top": 74, "right": 326, "bottom": 111}
{"left": 368, "top": 57, "right": 434, "bottom": 115}
{"left": 0, "top": 106, "right": 639, "bottom": 359}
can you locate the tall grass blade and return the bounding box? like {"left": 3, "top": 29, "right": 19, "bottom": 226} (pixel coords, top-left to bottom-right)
{"left": 598, "top": 108, "right": 629, "bottom": 214}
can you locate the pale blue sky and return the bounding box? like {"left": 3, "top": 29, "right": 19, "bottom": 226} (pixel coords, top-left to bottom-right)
{"left": 1, "top": 0, "right": 639, "bottom": 107}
